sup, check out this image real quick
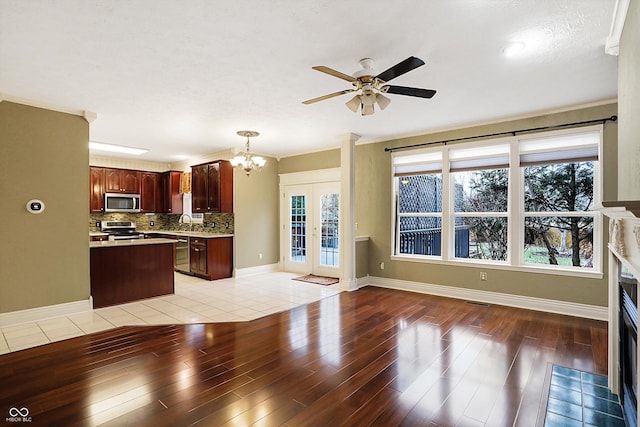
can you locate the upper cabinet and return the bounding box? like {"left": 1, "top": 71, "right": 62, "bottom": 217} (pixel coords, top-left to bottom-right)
{"left": 191, "top": 160, "right": 233, "bottom": 213}
{"left": 140, "top": 172, "right": 159, "bottom": 213}
{"left": 105, "top": 168, "right": 141, "bottom": 193}
{"left": 159, "top": 171, "right": 183, "bottom": 214}
{"left": 90, "top": 166, "right": 105, "bottom": 213}
{"left": 90, "top": 167, "right": 184, "bottom": 214}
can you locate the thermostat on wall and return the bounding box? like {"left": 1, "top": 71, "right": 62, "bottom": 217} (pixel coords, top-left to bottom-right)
{"left": 26, "top": 199, "right": 45, "bottom": 214}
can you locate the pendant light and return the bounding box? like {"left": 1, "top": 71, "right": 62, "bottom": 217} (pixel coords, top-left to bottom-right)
{"left": 230, "top": 131, "right": 266, "bottom": 176}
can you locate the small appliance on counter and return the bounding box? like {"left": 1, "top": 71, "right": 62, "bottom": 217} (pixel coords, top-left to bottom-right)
{"left": 100, "top": 221, "right": 144, "bottom": 240}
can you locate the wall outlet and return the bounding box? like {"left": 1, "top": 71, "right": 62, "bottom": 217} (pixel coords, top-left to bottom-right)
{"left": 379, "top": 262, "right": 385, "bottom": 270}
{"left": 211, "top": 222, "right": 216, "bottom": 228}
{"left": 149, "top": 221, "right": 154, "bottom": 227}
{"left": 480, "top": 272, "right": 488, "bottom": 281}
{"left": 259, "top": 253, "right": 263, "bottom": 260}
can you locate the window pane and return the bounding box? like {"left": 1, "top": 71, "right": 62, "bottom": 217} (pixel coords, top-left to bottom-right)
{"left": 524, "top": 162, "right": 594, "bottom": 212}
{"left": 454, "top": 216, "right": 508, "bottom": 261}
{"left": 290, "top": 195, "right": 306, "bottom": 262}
{"left": 320, "top": 193, "right": 339, "bottom": 267}
{"left": 453, "top": 169, "right": 508, "bottom": 213}
{"left": 398, "top": 216, "right": 442, "bottom": 255}
{"left": 398, "top": 174, "right": 442, "bottom": 213}
{"left": 524, "top": 216, "right": 594, "bottom": 268}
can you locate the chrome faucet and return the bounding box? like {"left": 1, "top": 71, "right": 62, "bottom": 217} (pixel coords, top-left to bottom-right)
{"left": 178, "top": 214, "right": 193, "bottom": 231}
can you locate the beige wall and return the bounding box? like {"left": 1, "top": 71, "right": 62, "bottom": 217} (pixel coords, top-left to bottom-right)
{"left": 0, "top": 102, "right": 90, "bottom": 313}
{"left": 234, "top": 157, "right": 280, "bottom": 269}
{"left": 279, "top": 149, "right": 341, "bottom": 174}
{"left": 618, "top": 0, "right": 640, "bottom": 200}
{"left": 356, "top": 103, "right": 617, "bottom": 307}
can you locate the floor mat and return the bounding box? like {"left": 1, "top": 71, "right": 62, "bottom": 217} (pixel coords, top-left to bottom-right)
{"left": 292, "top": 274, "right": 339, "bottom": 286}
{"left": 538, "top": 364, "right": 625, "bottom": 426}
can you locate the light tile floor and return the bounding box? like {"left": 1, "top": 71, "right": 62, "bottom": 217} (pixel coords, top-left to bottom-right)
{"left": 0, "top": 272, "right": 341, "bottom": 354}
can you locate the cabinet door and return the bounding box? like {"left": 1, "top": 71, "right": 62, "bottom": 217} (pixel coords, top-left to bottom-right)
{"left": 207, "top": 162, "right": 221, "bottom": 212}
{"left": 122, "top": 170, "right": 141, "bottom": 193}
{"left": 190, "top": 241, "right": 208, "bottom": 276}
{"left": 191, "top": 164, "right": 209, "bottom": 212}
{"left": 140, "top": 172, "right": 159, "bottom": 212}
{"left": 160, "top": 171, "right": 183, "bottom": 214}
{"left": 89, "top": 167, "right": 105, "bottom": 213}
{"left": 104, "top": 168, "right": 123, "bottom": 192}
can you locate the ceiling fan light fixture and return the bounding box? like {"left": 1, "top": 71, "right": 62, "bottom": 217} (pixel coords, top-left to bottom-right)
{"left": 375, "top": 93, "right": 391, "bottom": 110}
{"left": 345, "top": 95, "right": 361, "bottom": 112}
{"left": 361, "top": 103, "right": 375, "bottom": 116}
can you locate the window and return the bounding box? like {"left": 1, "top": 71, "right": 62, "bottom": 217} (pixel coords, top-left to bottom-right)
{"left": 394, "top": 151, "right": 442, "bottom": 256}
{"left": 449, "top": 144, "right": 510, "bottom": 262}
{"left": 392, "top": 126, "right": 602, "bottom": 275}
{"left": 520, "top": 132, "right": 599, "bottom": 269}
{"left": 181, "top": 193, "right": 204, "bottom": 224}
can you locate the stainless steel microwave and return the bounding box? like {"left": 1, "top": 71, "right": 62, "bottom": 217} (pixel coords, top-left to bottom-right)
{"left": 104, "top": 193, "right": 141, "bottom": 212}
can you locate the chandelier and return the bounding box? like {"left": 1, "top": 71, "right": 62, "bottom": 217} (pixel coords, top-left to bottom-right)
{"left": 230, "top": 130, "right": 266, "bottom": 176}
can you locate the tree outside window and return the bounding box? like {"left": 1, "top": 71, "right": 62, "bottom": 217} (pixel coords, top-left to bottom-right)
{"left": 523, "top": 161, "right": 595, "bottom": 268}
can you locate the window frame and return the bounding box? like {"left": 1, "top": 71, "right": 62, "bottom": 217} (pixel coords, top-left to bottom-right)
{"left": 391, "top": 125, "right": 603, "bottom": 278}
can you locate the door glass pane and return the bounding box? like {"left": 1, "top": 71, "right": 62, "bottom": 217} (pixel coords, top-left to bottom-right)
{"left": 320, "top": 193, "right": 339, "bottom": 267}
{"left": 290, "top": 195, "right": 306, "bottom": 262}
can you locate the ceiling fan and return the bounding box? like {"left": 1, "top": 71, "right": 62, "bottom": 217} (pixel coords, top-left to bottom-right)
{"left": 302, "top": 56, "right": 436, "bottom": 116}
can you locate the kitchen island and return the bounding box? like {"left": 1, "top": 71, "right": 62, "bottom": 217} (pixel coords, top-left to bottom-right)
{"left": 90, "top": 238, "right": 176, "bottom": 308}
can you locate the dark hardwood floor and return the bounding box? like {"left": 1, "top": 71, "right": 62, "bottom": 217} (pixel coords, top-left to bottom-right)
{"left": 0, "top": 286, "right": 607, "bottom": 426}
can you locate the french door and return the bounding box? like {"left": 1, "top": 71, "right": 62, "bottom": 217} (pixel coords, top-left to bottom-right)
{"left": 283, "top": 182, "right": 340, "bottom": 277}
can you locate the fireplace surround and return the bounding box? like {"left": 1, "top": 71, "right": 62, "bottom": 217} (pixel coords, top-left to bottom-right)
{"left": 604, "top": 203, "right": 640, "bottom": 427}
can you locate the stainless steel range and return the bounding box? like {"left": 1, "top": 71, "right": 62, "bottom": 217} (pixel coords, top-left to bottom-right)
{"left": 100, "top": 221, "right": 144, "bottom": 240}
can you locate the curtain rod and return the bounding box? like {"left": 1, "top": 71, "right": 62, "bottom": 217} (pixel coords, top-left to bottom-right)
{"left": 384, "top": 115, "right": 617, "bottom": 153}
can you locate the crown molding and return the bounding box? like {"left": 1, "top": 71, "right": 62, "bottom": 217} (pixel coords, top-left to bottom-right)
{"left": 605, "top": 0, "right": 630, "bottom": 56}
{"left": 0, "top": 93, "right": 97, "bottom": 122}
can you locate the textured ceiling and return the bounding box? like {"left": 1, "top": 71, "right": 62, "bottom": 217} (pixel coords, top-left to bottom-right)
{"left": 0, "top": 0, "right": 618, "bottom": 162}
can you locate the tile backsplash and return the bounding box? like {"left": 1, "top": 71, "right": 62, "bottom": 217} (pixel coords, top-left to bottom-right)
{"left": 89, "top": 212, "right": 234, "bottom": 234}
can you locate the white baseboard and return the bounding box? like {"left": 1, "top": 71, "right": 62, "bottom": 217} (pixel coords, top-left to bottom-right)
{"left": 0, "top": 298, "right": 93, "bottom": 328}
{"left": 234, "top": 263, "right": 280, "bottom": 278}
{"left": 362, "top": 276, "right": 607, "bottom": 321}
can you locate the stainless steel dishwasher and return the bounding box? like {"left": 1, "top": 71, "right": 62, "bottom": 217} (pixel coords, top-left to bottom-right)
{"left": 175, "top": 237, "right": 192, "bottom": 274}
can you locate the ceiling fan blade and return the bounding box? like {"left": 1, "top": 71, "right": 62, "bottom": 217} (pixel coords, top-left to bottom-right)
{"left": 375, "top": 56, "right": 425, "bottom": 83}
{"left": 302, "top": 89, "right": 355, "bottom": 104}
{"left": 383, "top": 85, "right": 436, "bottom": 99}
{"left": 312, "top": 66, "right": 357, "bottom": 82}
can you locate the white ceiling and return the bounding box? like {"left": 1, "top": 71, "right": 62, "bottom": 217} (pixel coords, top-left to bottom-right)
{"left": 0, "top": 0, "right": 618, "bottom": 162}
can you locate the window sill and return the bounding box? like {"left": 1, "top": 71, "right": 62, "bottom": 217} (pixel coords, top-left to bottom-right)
{"left": 390, "top": 254, "right": 604, "bottom": 279}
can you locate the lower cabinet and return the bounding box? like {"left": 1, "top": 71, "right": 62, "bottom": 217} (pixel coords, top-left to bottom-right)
{"left": 189, "top": 237, "right": 233, "bottom": 280}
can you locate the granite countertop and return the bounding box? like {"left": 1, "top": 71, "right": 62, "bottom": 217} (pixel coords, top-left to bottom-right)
{"left": 90, "top": 238, "right": 177, "bottom": 248}
{"left": 144, "top": 230, "right": 234, "bottom": 238}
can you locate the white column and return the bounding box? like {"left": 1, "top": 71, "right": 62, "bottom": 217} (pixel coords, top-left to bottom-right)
{"left": 340, "top": 133, "right": 360, "bottom": 291}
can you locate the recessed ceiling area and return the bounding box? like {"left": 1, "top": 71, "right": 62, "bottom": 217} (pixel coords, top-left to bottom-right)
{"left": 0, "top": 0, "right": 618, "bottom": 162}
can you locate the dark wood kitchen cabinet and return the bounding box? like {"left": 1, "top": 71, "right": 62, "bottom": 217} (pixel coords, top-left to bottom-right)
{"left": 191, "top": 160, "right": 233, "bottom": 213}
{"left": 89, "top": 166, "right": 105, "bottom": 213}
{"left": 190, "top": 238, "right": 208, "bottom": 277}
{"left": 159, "top": 171, "right": 183, "bottom": 214}
{"left": 105, "top": 168, "right": 141, "bottom": 193}
{"left": 189, "top": 236, "right": 233, "bottom": 280}
{"left": 140, "top": 171, "right": 159, "bottom": 213}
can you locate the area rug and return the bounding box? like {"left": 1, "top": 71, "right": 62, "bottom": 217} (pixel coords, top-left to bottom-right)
{"left": 292, "top": 274, "right": 339, "bottom": 286}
